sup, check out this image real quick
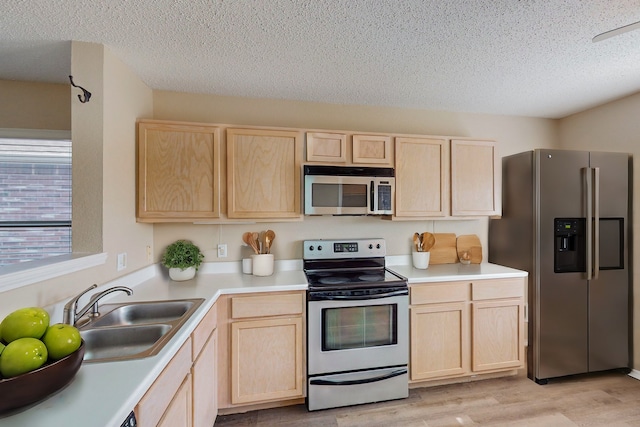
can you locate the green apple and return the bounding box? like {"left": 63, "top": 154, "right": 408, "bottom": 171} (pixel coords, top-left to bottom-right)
{"left": 0, "top": 337, "right": 48, "bottom": 378}
{"left": 42, "top": 323, "right": 82, "bottom": 360}
{"left": 1, "top": 307, "right": 50, "bottom": 343}
{"left": 0, "top": 342, "right": 4, "bottom": 356}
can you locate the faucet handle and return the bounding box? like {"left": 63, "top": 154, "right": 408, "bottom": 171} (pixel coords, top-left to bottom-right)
{"left": 63, "top": 284, "right": 98, "bottom": 324}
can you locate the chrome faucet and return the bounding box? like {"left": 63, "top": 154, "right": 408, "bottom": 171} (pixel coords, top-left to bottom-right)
{"left": 63, "top": 284, "right": 133, "bottom": 325}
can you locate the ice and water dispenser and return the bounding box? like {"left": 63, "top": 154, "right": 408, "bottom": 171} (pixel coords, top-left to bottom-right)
{"left": 554, "top": 218, "right": 586, "bottom": 273}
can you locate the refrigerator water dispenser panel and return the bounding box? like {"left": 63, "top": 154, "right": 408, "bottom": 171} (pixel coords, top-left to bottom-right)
{"left": 554, "top": 218, "right": 586, "bottom": 273}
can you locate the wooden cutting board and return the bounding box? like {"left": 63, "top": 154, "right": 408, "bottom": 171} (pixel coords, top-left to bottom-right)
{"left": 428, "top": 233, "right": 458, "bottom": 264}
{"left": 456, "top": 234, "right": 483, "bottom": 264}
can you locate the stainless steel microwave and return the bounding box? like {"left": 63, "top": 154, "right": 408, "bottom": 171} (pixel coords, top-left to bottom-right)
{"left": 304, "top": 165, "right": 395, "bottom": 215}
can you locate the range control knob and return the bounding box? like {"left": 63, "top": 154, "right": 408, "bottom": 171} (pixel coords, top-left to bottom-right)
{"left": 309, "top": 245, "right": 314, "bottom": 251}
{"left": 376, "top": 244, "right": 381, "bottom": 249}
{"left": 318, "top": 245, "right": 323, "bottom": 251}
{"left": 369, "top": 244, "right": 373, "bottom": 249}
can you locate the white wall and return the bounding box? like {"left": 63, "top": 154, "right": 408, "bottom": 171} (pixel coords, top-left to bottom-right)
{"left": 558, "top": 91, "right": 640, "bottom": 368}
{"left": 0, "top": 43, "right": 154, "bottom": 320}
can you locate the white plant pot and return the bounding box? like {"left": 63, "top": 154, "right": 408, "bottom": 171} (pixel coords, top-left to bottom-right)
{"left": 169, "top": 266, "right": 196, "bottom": 281}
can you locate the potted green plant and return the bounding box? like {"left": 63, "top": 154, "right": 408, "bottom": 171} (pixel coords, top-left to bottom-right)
{"left": 161, "top": 240, "right": 204, "bottom": 281}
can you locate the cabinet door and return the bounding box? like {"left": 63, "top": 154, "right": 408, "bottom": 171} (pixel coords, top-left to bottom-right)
{"left": 395, "top": 137, "right": 449, "bottom": 217}
{"left": 306, "top": 132, "right": 347, "bottom": 163}
{"left": 192, "top": 329, "right": 217, "bottom": 427}
{"left": 157, "top": 374, "right": 192, "bottom": 427}
{"left": 410, "top": 302, "right": 469, "bottom": 381}
{"left": 471, "top": 299, "right": 524, "bottom": 372}
{"left": 450, "top": 139, "right": 500, "bottom": 216}
{"left": 352, "top": 134, "right": 392, "bottom": 165}
{"left": 137, "top": 121, "right": 221, "bottom": 222}
{"left": 227, "top": 128, "right": 302, "bottom": 219}
{"left": 231, "top": 317, "right": 304, "bottom": 404}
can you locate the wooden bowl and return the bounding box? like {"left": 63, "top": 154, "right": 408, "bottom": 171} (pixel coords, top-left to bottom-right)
{"left": 0, "top": 341, "right": 85, "bottom": 414}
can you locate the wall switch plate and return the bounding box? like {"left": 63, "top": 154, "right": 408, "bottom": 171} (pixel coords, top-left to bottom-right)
{"left": 146, "top": 245, "right": 152, "bottom": 262}
{"left": 217, "top": 244, "right": 227, "bottom": 258}
{"left": 117, "top": 252, "right": 127, "bottom": 271}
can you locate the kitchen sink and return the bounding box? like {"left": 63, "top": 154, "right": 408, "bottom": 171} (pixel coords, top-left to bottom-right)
{"left": 89, "top": 300, "right": 199, "bottom": 327}
{"left": 78, "top": 298, "right": 204, "bottom": 363}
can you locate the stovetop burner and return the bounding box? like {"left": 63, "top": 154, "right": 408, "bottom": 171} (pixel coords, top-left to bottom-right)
{"left": 318, "top": 276, "right": 349, "bottom": 285}
{"left": 305, "top": 267, "right": 406, "bottom": 291}
{"left": 303, "top": 238, "right": 408, "bottom": 292}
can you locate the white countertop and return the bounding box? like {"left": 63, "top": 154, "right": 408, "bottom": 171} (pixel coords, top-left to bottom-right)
{"left": 0, "top": 260, "right": 525, "bottom": 427}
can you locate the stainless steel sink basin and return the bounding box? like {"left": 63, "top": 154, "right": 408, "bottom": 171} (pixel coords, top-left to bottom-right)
{"left": 90, "top": 300, "right": 199, "bottom": 327}
{"left": 81, "top": 324, "right": 172, "bottom": 361}
{"left": 78, "top": 298, "right": 204, "bottom": 363}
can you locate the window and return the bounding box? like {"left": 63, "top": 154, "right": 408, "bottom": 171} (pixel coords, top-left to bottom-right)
{"left": 0, "top": 137, "right": 72, "bottom": 267}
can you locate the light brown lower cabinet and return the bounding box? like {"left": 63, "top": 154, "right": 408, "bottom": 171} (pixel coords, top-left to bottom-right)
{"left": 409, "top": 278, "right": 525, "bottom": 385}
{"left": 218, "top": 291, "right": 306, "bottom": 412}
{"left": 157, "top": 374, "right": 192, "bottom": 427}
{"left": 192, "top": 329, "right": 217, "bottom": 427}
{"left": 136, "top": 338, "right": 193, "bottom": 427}
{"left": 136, "top": 301, "right": 218, "bottom": 427}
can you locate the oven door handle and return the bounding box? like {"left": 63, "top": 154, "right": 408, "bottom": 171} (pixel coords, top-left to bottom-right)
{"left": 309, "top": 368, "right": 407, "bottom": 387}
{"left": 311, "top": 289, "right": 408, "bottom": 301}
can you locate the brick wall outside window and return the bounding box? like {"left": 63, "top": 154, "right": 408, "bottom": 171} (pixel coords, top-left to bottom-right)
{"left": 0, "top": 139, "right": 72, "bottom": 267}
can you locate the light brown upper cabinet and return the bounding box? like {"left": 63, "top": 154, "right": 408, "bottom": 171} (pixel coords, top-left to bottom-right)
{"left": 227, "top": 128, "right": 302, "bottom": 220}
{"left": 305, "top": 132, "right": 393, "bottom": 166}
{"left": 352, "top": 134, "right": 393, "bottom": 165}
{"left": 306, "top": 132, "right": 347, "bottom": 163}
{"left": 393, "top": 137, "right": 500, "bottom": 219}
{"left": 395, "top": 137, "right": 449, "bottom": 217}
{"left": 137, "top": 120, "right": 221, "bottom": 222}
{"left": 450, "top": 139, "right": 501, "bottom": 216}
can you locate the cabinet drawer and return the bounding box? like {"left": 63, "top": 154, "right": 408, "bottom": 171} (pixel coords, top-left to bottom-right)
{"left": 410, "top": 282, "right": 468, "bottom": 305}
{"left": 471, "top": 278, "right": 525, "bottom": 301}
{"left": 231, "top": 292, "right": 304, "bottom": 319}
{"left": 192, "top": 302, "right": 217, "bottom": 360}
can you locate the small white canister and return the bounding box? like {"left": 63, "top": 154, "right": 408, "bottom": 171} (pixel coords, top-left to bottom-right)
{"left": 242, "top": 258, "right": 252, "bottom": 274}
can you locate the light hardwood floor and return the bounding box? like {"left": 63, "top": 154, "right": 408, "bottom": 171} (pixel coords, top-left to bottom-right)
{"left": 216, "top": 369, "right": 640, "bottom": 426}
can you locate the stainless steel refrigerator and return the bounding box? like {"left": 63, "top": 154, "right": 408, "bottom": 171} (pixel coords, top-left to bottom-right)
{"left": 489, "top": 149, "right": 631, "bottom": 384}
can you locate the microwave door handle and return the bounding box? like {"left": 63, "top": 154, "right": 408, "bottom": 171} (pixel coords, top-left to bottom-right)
{"left": 370, "top": 180, "right": 375, "bottom": 213}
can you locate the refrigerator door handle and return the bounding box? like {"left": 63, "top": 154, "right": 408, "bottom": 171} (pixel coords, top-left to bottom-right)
{"left": 593, "top": 167, "right": 600, "bottom": 279}
{"left": 585, "top": 167, "right": 593, "bottom": 280}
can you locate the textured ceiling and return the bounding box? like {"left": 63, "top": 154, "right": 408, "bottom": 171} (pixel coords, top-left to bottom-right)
{"left": 2, "top": 0, "right": 640, "bottom": 119}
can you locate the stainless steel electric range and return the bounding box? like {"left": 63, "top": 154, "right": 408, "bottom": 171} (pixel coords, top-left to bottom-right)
{"left": 303, "top": 238, "right": 409, "bottom": 411}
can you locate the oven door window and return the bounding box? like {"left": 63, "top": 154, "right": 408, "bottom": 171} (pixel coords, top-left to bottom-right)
{"left": 312, "top": 183, "right": 367, "bottom": 208}
{"left": 322, "top": 304, "right": 397, "bottom": 351}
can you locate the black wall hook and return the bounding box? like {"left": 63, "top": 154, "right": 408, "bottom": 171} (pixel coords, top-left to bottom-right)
{"left": 69, "top": 75, "right": 92, "bottom": 103}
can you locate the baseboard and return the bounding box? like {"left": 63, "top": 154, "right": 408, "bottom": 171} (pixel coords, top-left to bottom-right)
{"left": 628, "top": 369, "right": 640, "bottom": 381}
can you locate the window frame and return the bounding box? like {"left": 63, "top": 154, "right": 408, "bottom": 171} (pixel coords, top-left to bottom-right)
{"left": 0, "top": 128, "right": 106, "bottom": 292}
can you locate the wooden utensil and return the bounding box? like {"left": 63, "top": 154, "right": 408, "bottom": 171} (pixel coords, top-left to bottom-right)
{"left": 413, "top": 232, "right": 421, "bottom": 252}
{"left": 265, "top": 230, "right": 276, "bottom": 254}
{"left": 252, "top": 232, "right": 260, "bottom": 254}
{"left": 421, "top": 232, "right": 436, "bottom": 252}
{"left": 243, "top": 231, "right": 259, "bottom": 254}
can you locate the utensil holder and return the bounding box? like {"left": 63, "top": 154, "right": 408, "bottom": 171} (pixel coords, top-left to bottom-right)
{"left": 252, "top": 254, "right": 274, "bottom": 276}
{"left": 412, "top": 251, "right": 430, "bottom": 269}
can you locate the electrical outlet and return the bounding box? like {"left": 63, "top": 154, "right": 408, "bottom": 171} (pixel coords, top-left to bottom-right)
{"left": 117, "top": 252, "right": 127, "bottom": 271}
{"left": 217, "top": 244, "right": 227, "bottom": 258}
{"left": 146, "top": 245, "right": 152, "bottom": 262}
